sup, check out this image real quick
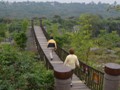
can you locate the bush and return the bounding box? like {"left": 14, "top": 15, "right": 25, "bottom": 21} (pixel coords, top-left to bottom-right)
{"left": 14, "top": 31, "right": 27, "bottom": 49}
{"left": 0, "top": 45, "right": 54, "bottom": 90}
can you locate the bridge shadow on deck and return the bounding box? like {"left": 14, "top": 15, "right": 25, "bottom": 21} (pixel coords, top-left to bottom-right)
{"left": 33, "top": 26, "right": 90, "bottom": 90}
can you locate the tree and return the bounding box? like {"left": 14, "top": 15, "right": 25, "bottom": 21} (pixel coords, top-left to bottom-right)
{"left": 21, "top": 19, "right": 29, "bottom": 32}
{"left": 97, "top": 30, "right": 120, "bottom": 48}
{"left": 71, "top": 28, "right": 94, "bottom": 63}
{"left": 52, "top": 15, "right": 63, "bottom": 24}
{"left": 79, "top": 14, "right": 101, "bottom": 37}
{"left": 0, "top": 44, "right": 54, "bottom": 90}
{"left": 14, "top": 31, "right": 27, "bottom": 49}
{"left": 70, "top": 14, "right": 99, "bottom": 63}
{"left": 0, "top": 24, "right": 6, "bottom": 37}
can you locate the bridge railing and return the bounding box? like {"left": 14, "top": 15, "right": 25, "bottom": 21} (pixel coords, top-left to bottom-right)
{"left": 31, "top": 19, "right": 53, "bottom": 70}
{"left": 29, "top": 20, "right": 54, "bottom": 90}
{"left": 39, "top": 19, "right": 104, "bottom": 90}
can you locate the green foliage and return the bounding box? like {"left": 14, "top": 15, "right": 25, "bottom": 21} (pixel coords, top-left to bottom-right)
{"left": 0, "top": 44, "right": 54, "bottom": 90}
{"left": 70, "top": 30, "right": 94, "bottom": 63}
{"left": 14, "top": 31, "right": 27, "bottom": 49}
{"left": 0, "top": 23, "right": 7, "bottom": 37}
{"left": 21, "top": 19, "right": 29, "bottom": 32}
{"left": 11, "top": 19, "right": 29, "bottom": 49}
{"left": 97, "top": 30, "right": 120, "bottom": 48}
{"left": 69, "top": 14, "right": 98, "bottom": 63}
{"left": 42, "top": 19, "right": 52, "bottom": 26}
{"left": 9, "top": 21, "right": 22, "bottom": 33}
{"left": 9, "top": 19, "right": 29, "bottom": 33}
{"left": 62, "top": 18, "right": 78, "bottom": 31}
{"left": 52, "top": 15, "right": 63, "bottom": 24}
{"left": 54, "top": 34, "right": 70, "bottom": 47}
{"left": 79, "top": 14, "right": 101, "bottom": 37}
{"left": 100, "top": 19, "right": 120, "bottom": 36}
{"left": 0, "top": 37, "right": 4, "bottom": 42}
{"left": 45, "top": 21, "right": 72, "bottom": 47}
{"left": 47, "top": 23, "right": 59, "bottom": 36}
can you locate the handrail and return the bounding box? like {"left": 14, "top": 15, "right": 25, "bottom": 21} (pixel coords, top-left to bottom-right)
{"left": 39, "top": 20, "right": 104, "bottom": 90}
{"left": 30, "top": 20, "right": 54, "bottom": 90}
{"left": 31, "top": 19, "right": 53, "bottom": 70}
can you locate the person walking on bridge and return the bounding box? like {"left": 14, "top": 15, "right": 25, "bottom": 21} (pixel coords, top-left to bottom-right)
{"left": 64, "top": 48, "right": 80, "bottom": 86}
{"left": 47, "top": 36, "right": 57, "bottom": 60}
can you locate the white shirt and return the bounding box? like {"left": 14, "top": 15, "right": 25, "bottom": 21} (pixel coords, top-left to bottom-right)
{"left": 64, "top": 54, "right": 79, "bottom": 69}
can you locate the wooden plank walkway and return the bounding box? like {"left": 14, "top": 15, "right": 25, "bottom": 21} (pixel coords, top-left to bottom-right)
{"left": 34, "top": 26, "right": 91, "bottom": 90}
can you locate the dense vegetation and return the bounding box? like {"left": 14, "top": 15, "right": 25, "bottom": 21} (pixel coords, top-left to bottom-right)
{"left": 0, "top": 1, "right": 120, "bottom": 19}
{"left": 0, "top": 19, "right": 54, "bottom": 90}
{"left": 0, "top": 44, "right": 54, "bottom": 90}
{"left": 0, "top": 18, "right": 31, "bottom": 49}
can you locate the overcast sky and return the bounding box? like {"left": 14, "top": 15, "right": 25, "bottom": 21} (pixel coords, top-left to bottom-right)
{"left": 2, "top": 0, "right": 120, "bottom": 4}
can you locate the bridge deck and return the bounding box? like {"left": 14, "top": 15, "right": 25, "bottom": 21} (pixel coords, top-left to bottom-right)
{"left": 34, "top": 26, "right": 90, "bottom": 90}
